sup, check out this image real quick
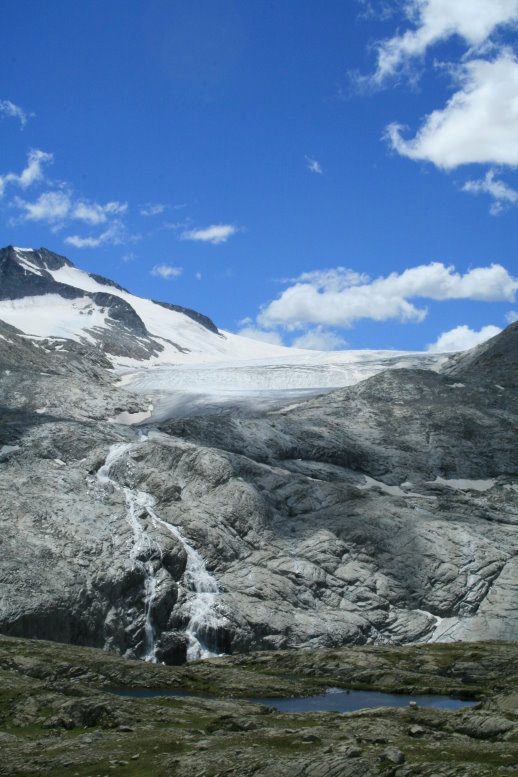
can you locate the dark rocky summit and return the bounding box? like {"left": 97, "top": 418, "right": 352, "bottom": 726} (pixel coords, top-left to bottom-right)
{"left": 0, "top": 246, "right": 218, "bottom": 359}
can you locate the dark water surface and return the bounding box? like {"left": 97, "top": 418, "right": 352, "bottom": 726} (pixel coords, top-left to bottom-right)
{"left": 112, "top": 687, "right": 477, "bottom": 712}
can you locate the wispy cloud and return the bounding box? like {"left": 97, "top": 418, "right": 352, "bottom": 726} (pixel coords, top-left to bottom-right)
{"left": 505, "top": 310, "right": 518, "bottom": 323}
{"left": 72, "top": 200, "right": 127, "bottom": 225}
{"left": 139, "top": 202, "right": 166, "bottom": 217}
{"left": 13, "top": 191, "right": 70, "bottom": 223}
{"left": 164, "top": 219, "right": 192, "bottom": 231}
{"left": 2, "top": 146, "right": 133, "bottom": 248}
{"left": 181, "top": 224, "right": 238, "bottom": 244}
{"left": 0, "top": 149, "right": 53, "bottom": 198}
{"left": 257, "top": 263, "right": 518, "bottom": 330}
{"left": 151, "top": 264, "right": 183, "bottom": 279}
{"left": 64, "top": 221, "right": 126, "bottom": 248}
{"left": 305, "top": 156, "right": 323, "bottom": 174}
{"left": 462, "top": 169, "right": 518, "bottom": 214}
{"left": 0, "top": 99, "right": 33, "bottom": 128}
{"left": 369, "top": 0, "right": 518, "bottom": 85}
{"left": 13, "top": 190, "right": 128, "bottom": 227}
{"left": 427, "top": 323, "right": 502, "bottom": 352}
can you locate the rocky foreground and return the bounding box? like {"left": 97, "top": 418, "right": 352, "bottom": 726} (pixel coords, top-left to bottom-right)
{"left": 1, "top": 635, "right": 518, "bottom": 776}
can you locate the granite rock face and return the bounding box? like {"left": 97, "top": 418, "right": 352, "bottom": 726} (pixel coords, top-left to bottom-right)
{"left": 1, "top": 306, "right": 517, "bottom": 661}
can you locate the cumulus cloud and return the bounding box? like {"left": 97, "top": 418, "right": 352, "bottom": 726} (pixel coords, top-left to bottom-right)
{"left": 0, "top": 149, "right": 53, "bottom": 198}
{"left": 0, "top": 99, "right": 33, "bottom": 127}
{"left": 292, "top": 326, "right": 347, "bottom": 350}
{"left": 463, "top": 169, "right": 518, "bottom": 214}
{"left": 237, "top": 326, "right": 284, "bottom": 346}
{"left": 181, "top": 224, "right": 238, "bottom": 244}
{"left": 505, "top": 310, "right": 518, "bottom": 323}
{"left": 258, "top": 263, "right": 518, "bottom": 330}
{"left": 385, "top": 51, "right": 518, "bottom": 168}
{"left": 150, "top": 264, "right": 183, "bottom": 279}
{"left": 372, "top": 0, "right": 518, "bottom": 84}
{"left": 427, "top": 324, "right": 502, "bottom": 352}
{"left": 139, "top": 202, "right": 166, "bottom": 217}
{"left": 306, "top": 156, "right": 323, "bottom": 174}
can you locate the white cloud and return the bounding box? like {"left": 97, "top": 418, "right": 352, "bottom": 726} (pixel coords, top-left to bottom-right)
{"left": 64, "top": 221, "right": 126, "bottom": 249}
{"left": 0, "top": 149, "right": 53, "bottom": 198}
{"left": 195, "top": 271, "right": 202, "bottom": 280}
{"left": 292, "top": 326, "right": 347, "bottom": 350}
{"left": 427, "top": 324, "right": 502, "bottom": 352}
{"left": 463, "top": 169, "right": 518, "bottom": 214}
{"left": 13, "top": 190, "right": 128, "bottom": 228}
{"left": 258, "top": 263, "right": 518, "bottom": 330}
{"left": 181, "top": 224, "right": 238, "bottom": 244}
{"left": 237, "top": 326, "right": 284, "bottom": 346}
{"left": 13, "top": 191, "right": 70, "bottom": 223}
{"left": 72, "top": 200, "right": 127, "bottom": 225}
{"left": 0, "top": 99, "right": 33, "bottom": 127}
{"left": 505, "top": 310, "right": 518, "bottom": 323}
{"left": 306, "top": 156, "right": 323, "bottom": 174}
{"left": 372, "top": 0, "right": 518, "bottom": 84}
{"left": 151, "top": 264, "right": 183, "bottom": 279}
{"left": 385, "top": 51, "right": 518, "bottom": 168}
{"left": 139, "top": 202, "right": 166, "bottom": 217}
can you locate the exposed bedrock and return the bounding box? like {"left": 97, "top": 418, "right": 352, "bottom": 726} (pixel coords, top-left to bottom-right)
{"left": 0, "top": 321, "right": 517, "bottom": 660}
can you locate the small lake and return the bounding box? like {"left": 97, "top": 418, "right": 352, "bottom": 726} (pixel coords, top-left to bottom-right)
{"left": 112, "top": 687, "right": 476, "bottom": 713}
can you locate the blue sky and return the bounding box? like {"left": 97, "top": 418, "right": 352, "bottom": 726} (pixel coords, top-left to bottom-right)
{"left": 1, "top": 0, "right": 518, "bottom": 352}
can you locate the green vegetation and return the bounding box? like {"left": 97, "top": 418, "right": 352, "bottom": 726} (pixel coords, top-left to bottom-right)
{"left": 0, "top": 635, "right": 517, "bottom": 775}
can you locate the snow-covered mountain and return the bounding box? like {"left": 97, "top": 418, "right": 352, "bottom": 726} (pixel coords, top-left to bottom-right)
{"left": 0, "top": 245, "right": 442, "bottom": 416}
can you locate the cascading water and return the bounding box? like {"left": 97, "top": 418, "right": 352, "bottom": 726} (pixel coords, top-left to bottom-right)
{"left": 96, "top": 442, "right": 159, "bottom": 661}
{"left": 95, "top": 440, "right": 227, "bottom": 662}
{"left": 145, "top": 507, "right": 225, "bottom": 660}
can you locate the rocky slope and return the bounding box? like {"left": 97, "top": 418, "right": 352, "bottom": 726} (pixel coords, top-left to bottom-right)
{"left": 0, "top": 245, "right": 517, "bottom": 663}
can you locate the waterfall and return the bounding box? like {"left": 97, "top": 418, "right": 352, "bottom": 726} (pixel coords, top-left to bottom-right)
{"left": 96, "top": 441, "right": 226, "bottom": 662}
{"left": 145, "top": 507, "right": 225, "bottom": 661}
{"left": 96, "top": 443, "right": 159, "bottom": 662}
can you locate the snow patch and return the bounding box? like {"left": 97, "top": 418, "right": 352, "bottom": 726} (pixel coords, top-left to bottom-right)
{"left": 14, "top": 249, "right": 44, "bottom": 276}
{"left": 431, "top": 477, "right": 496, "bottom": 492}
{"left": 358, "top": 476, "right": 407, "bottom": 497}
{"left": 0, "top": 294, "right": 110, "bottom": 343}
{"left": 112, "top": 405, "right": 154, "bottom": 425}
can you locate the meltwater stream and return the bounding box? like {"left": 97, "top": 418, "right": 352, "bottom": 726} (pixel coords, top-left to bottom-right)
{"left": 96, "top": 440, "right": 226, "bottom": 662}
